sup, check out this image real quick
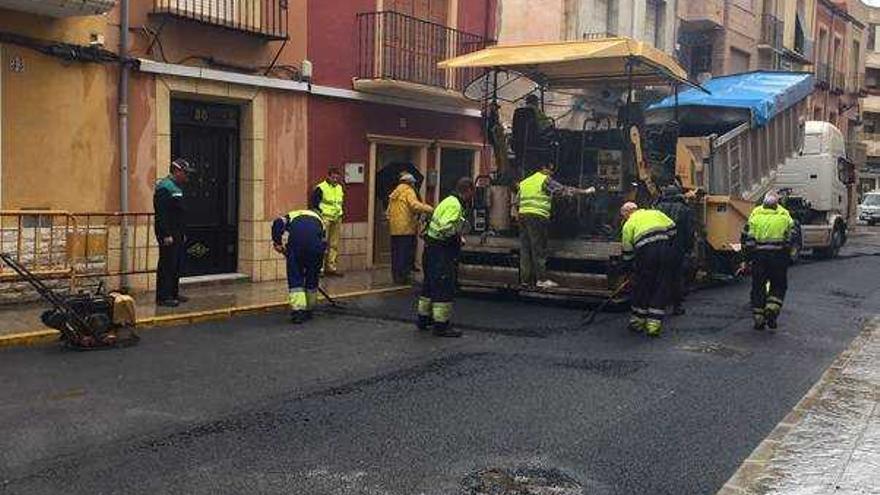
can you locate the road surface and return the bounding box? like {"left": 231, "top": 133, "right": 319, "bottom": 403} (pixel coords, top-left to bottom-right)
{"left": 1, "top": 231, "right": 879, "bottom": 494}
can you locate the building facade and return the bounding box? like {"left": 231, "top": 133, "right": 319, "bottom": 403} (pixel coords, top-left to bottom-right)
{"left": 811, "top": 0, "right": 866, "bottom": 144}
{"left": 860, "top": 1, "right": 880, "bottom": 194}
{"left": 0, "top": 0, "right": 495, "bottom": 289}
{"left": 677, "top": 0, "right": 761, "bottom": 79}
{"left": 677, "top": 0, "right": 816, "bottom": 80}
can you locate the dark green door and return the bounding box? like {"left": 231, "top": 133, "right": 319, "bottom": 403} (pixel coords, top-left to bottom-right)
{"left": 171, "top": 99, "right": 239, "bottom": 276}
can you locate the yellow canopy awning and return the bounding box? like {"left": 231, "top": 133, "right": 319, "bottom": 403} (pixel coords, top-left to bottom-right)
{"left": 438, "top": 37, "right": 692, "bottom": 90}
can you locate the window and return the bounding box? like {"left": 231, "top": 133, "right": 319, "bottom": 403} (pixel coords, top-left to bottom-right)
{"left": 645, "top": 0, "right": 664, "bottom": 49}
{"left": 730, "top": 47, "right": 750, "bottom": 73}
{"left": 385, "top": 0, "right": 449, "bottom": 24}
{"left": 868, "top": 68, "right": 880, "bottom": 89}
{"left": 818, "top": 28, "right": 828, "bottom": 64}
{"left": 607, "top": 0, "right": 619, "bottom": 37}
{"left": 869, "top": 24, "right": 878, "bottom": 52}
{"left": 690, "top": 44, "right": 713, "bottom": 77}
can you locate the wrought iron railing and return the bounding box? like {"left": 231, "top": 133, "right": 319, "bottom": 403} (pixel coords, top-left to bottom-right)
{"left": 152, "top": 0, "right": 289, "bottom": 40}
{"left": 356, "top": 11, "right": 491, "bottom": 93}
{"left": 760, "top": 14, "right": 783, "bottom": 51}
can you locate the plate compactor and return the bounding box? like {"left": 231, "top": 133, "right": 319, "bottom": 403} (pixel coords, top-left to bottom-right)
{"left": 1, "top": 253, "right": 139, "bottom": 350}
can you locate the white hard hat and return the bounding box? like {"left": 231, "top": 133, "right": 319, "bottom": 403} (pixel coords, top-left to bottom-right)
{"left": 400, "top": 173, "right": 416, "bottom": 183}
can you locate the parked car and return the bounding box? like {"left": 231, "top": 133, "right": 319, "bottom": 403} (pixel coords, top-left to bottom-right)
{"left": 858, "top": 192, "right": 880, "bottom": 226}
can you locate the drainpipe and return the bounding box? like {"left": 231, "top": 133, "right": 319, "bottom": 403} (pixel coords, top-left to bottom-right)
{"left": 118, "top": 0, "right": 130, "bottom": 292}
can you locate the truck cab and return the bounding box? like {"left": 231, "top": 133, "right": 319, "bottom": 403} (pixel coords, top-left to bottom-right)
{"left": 773, "top": 121, "right": 852, "bottom": 258}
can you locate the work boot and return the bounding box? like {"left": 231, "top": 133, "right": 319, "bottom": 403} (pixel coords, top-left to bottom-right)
{"left": 672, "top": 305, "right": 686, "bottom": 316}
{"left": 176, "top": 295, "right": 190, "bottom": 303}
{"left": 628, "top": 317, "right": 645, "bottom": 333}
{"left": 765, "top": 310, "right": 779, "bottom": 329}
{"left": 536, "top": 279, "right": 560, "bottom": 290}
{"left": 157, "top": 299, "right": 179, "bottom": 308}
{"left": 753, "top": 314, "right": 766, "bottom": 331}
{"left": 325, "top": 270, "right": 344, "bottom": 278}
{"left": 432, "top": 322, "right": 462, "bottom": 338}
{"left": 645, "top": 319, "right": 662, "bottom": 338}
{"left": 416, "top": 315, "right": 433, "bottom": 331}
{"left": 765, "top": 303, "right": 781, "bottom": 329}
{"left": 290, "top": 311, "right": 307, "bottom": 325}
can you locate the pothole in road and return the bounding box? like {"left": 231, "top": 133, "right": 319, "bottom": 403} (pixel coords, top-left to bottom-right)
{"left": 679, "top": 342, "right": 752, "bottom": 359}
{"left": 462, "top": 467, "right": 583, "bottom": 495}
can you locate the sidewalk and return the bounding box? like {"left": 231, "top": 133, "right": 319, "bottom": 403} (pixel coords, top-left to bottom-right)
{"left": 0, "top": 268, "right": 404, "bottom": 341}
{"left": 719, "top": 317, "right": 880, "bottom": 494}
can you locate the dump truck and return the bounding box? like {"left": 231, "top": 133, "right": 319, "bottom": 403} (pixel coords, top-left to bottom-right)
{"left": 438, "top": 39, "right": 815, "bottom": 300}
{"left": 772, "top": 121, "right": 853, "bottom": 258}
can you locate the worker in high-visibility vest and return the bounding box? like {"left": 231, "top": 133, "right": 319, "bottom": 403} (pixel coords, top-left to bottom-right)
{"left": 620, "top": 202, "right": 677, "bottom": 337}
{"left": 271, "top": 208, "right": 327, "bottom": 324}
{"left": 518, "top": 163, "right": 595, "bottom": 289}
{"left": 741, "top": 191, "right": 795, "bottom": 330}
{"left": 311, "top": 167, "right": 345, "bottom": 276}
{"left": 417, "top": 177, "right": 475, "bottom": 338}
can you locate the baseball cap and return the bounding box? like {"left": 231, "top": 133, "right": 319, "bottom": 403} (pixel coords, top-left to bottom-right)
{"left": 171, "top": 158, "right": 195, "bottom": 174}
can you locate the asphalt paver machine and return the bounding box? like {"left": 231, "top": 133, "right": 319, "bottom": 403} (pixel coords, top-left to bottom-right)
{"left": 439, "top": 37, "right": 706, "bottom": 301}
{"left": 441, "top": 39, "right": 815, "bottom": 302}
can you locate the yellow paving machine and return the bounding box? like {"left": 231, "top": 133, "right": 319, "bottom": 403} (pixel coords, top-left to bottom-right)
{"left": 439, "top": 37, "right": 814, "bottom": 300}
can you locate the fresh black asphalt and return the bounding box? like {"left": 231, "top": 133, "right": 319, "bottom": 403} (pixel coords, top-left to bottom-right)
{"left": 1, "top": 236, "right": 879, "bottom": 494}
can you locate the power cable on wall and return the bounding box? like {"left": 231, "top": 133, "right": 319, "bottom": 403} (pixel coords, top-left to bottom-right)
{"left": 0, "top": 31, "right": 123, "bottom": 65}
{"left": 134, "top": 23, "right": 302, "bottom": 81}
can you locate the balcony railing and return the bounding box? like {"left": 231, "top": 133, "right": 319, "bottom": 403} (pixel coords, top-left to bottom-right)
{"left": 356, "top": 11, "right": 490, "bottom": 94}
{"left": 152, "top": 0, "right": 289, "bottom": 40}
{"left": 760, "top": 14, "right": 783, "bottom": 51}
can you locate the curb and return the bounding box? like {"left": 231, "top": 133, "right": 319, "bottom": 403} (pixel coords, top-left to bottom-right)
{"left": 715, "top": 316, "right": 880, "bottom": 495}
{"left": 0, "top": 285, "right": 409, "bottom": 349}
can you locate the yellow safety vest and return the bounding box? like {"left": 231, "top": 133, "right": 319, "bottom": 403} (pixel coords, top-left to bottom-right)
{"left": 288, "top": 209, "right": 326, "bottom": 230}
{"left": 743, "top": 205, "right": 794, "bottom": 251}
{"left": 621, "top": 209, "right": 676, "bottom": 261}
{"left": 518, "top": 172, "right": 552, "bottom": 219}
{"left": 427, "top": 195, "right": 465, "bottom": 241}
{"left": 317, "top": 181, "right": 344, "bottom": 221}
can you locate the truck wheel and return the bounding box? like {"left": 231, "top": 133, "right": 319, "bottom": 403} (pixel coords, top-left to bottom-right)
{"left": 816, "top": 225, "right": 843, "bottom": 259}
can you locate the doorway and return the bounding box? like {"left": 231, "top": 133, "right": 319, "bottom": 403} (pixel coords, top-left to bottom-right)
{"left": 437, "top": 148, "right": 475, "bottom": 202}
{"left": 171, "top": 99, "right": 240, "bottom": 276}
{"left": 373, "top": 144, "right": 421, "bottom": 266}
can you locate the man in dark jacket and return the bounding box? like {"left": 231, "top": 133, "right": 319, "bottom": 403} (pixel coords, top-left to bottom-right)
{"left": 153, "top": 158, "right": 194, "bottom": 307}
{"left": 655, "top": 184, "right": 694, "bottom": 315}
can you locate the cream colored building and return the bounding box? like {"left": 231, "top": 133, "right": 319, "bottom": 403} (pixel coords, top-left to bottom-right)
{"left": 860, "top": 0, "right": 880, "bottom": 194}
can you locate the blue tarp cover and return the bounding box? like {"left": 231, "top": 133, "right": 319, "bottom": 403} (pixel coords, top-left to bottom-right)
{"left": 648, "top": 71, "right": 814, "bottom": 127}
